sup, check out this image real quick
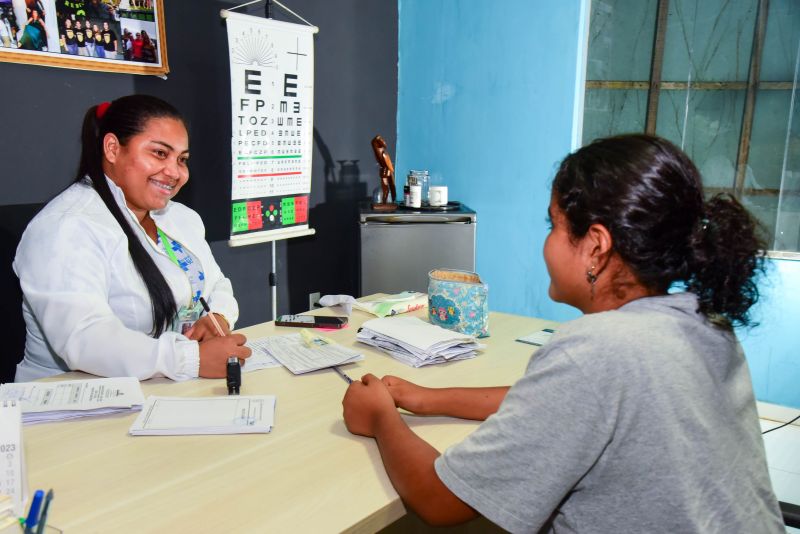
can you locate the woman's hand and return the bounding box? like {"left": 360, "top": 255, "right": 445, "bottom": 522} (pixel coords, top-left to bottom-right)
{"left": 381, "top": 375, "right": 432, "bottom": 415}
{"left": 342, "top": 374, "right": 401, "bottom": 438}
{"left": 185, "top": 314, "right": 230, "bottom": 342}
{"left": 198, "top": 333, "right": 250, "bottom": 378}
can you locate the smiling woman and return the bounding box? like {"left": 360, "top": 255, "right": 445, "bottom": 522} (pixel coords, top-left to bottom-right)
{"left": 103, "top": 115, "right": 190, "bottom": 229}
{"left": 13, "top": 95, "right": 251, "bottom": 382}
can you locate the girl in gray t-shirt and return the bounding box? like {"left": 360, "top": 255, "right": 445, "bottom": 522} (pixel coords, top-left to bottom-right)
{"left": 342, "top": 134, "right": 784, "bottom": 533}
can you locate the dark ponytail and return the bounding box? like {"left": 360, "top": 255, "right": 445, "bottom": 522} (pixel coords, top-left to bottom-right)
{"left": 552, "top": 134, "right": 766, "bottom": 328}
{"left": 75, "top": 94, "right": 184, "bottom": 336}
{"left": 686, "top": 194, "right": 765, "bottom": 327}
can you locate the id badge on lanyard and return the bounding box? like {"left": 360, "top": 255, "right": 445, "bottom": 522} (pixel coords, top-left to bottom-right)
{"left": 173, "top": 301, "right": 203, "bottom": 335}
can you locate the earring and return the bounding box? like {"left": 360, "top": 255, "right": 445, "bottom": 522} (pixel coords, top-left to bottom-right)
{"left": 586, "top": 265, "right": 597, "bottom": 298}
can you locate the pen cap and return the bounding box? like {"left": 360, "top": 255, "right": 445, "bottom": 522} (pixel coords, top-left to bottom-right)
{"left": 26, "top": 490, "right": 44, "bottom": 527}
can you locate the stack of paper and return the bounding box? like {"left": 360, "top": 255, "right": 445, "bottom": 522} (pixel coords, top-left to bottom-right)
{"left": 0, "top": 377, "right": 145, "bottom": 424}
{"left": 254, "top": 332, "right": 363, "bottom": 375}
{"left": 357, "top": 316, "right": 483, "bottom": 367}
{"left": 129, "top": 396, "right": 276, "bottom": 435}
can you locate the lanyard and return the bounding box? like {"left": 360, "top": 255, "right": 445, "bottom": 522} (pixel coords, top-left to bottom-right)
{"left": 156, "top": 227, "right": 181, "bottom": 268}
{"left": 156, "top": 226, "right": 194, "bottom": 307}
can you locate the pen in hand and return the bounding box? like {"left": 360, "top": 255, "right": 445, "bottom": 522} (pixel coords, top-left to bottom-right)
{"left": 198, "top": 297, "right": 225, "bottom": 337}
{"left": 333, "top": 366, "right": 353, "bottom": 384}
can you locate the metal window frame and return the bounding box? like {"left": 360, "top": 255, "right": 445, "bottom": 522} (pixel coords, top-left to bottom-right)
{"left": 585, "top": 0, "right": 800, "bottom": 254}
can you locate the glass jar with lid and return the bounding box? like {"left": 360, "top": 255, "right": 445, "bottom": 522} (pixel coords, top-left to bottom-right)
{"left": 408, "top": 170, "right": 430, "bottom": 205}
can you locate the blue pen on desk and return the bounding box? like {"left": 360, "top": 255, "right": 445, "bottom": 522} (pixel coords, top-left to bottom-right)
{"left": 35, "top": 489, "right": 53, "bottom": 534}
{"left": 24, "top": 489, "right": 43, "bottom": 534}
{"left": 333, "top": 366, "right": 353, "bottom": 384}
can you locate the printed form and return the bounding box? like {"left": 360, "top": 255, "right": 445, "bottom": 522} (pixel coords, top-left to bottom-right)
{"left": 130, "top": 396, "right": 276, "bottom": 435}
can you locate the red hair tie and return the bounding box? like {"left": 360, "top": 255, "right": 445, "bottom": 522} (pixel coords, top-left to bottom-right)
{"left": 96, "top": 101, "right": 111, "bottom": 119}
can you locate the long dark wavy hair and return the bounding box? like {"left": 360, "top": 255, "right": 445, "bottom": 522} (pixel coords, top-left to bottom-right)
{"left": 75, "top": 94, "right": 185, "bottom": 336}
{"left": 552, "top": 134, "right": 766, "bottom": 328}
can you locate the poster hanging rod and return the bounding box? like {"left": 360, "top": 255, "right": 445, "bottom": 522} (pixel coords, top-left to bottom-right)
{"left": 220, "top": 0, "right": 316, "bottom": 28}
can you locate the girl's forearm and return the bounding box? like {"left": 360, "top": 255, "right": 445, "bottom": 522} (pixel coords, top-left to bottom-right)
{"left": 423, "top": 386, "right": 509, "bottom": 420}
{"left": 373, "top": 411, "right": 477, "bottom": 526}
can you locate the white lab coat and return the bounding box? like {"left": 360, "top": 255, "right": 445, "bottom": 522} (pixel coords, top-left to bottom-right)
{"left": 13, "top": 177, "right": 239, "bottom": 382}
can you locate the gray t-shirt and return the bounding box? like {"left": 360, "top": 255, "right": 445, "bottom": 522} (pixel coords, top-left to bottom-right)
{"left": 435, "top": 293, "right": 783, "bottom": 533}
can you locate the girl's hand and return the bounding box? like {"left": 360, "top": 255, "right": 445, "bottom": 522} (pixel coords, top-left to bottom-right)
{"left": 382, "top": 375, "right": 432, "bottom": 415}
{"left": 342, "top": 374, "right": 399, "bottom": 437}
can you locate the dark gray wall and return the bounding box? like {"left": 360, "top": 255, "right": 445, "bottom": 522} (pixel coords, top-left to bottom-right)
{"left": 0, "top": 1, "right": 397, "bottom": 332}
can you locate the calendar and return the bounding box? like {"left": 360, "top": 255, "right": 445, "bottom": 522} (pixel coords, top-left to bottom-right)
{"left": 0, "top": 401, "right": 25, "bottom": 516}
{"left": 225, "top": 13, "right": 316, "bottom": 241}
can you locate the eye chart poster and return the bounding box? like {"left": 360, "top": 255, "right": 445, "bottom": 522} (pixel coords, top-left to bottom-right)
{"left": 225, "top": 12, "right": 316, "bottom": 243}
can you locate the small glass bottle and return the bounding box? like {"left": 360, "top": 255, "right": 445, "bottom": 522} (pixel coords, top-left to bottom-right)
{"left": 406, "top": 171, "right": 418, "bottom": 207}
{"left": 408, "top": 170, "right": 430, "bottom": 205}
{"left": 420, "top": 170, "right": 430, "bottom": 205}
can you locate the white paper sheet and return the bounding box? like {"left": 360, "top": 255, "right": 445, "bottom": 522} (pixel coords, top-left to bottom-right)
{"left": 256, "top": 333, "right": 363, "bottom": 375}
{"left": 129, "top": 396, "right": 276, "bottom": 435}
{"left": 516, "top": 328, "right": 556, "bottom": 347}
{"left": 243, "top": 339, "right": 284, "bottom": 373}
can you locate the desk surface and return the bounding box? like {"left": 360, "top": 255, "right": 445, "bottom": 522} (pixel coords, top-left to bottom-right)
{"left": 23, "top": 306, "right": 557, "bottom": 533}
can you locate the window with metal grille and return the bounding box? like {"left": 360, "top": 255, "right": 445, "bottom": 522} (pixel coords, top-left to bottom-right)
{"left": 582, "top": 0, "right": 800, "bottom": 255}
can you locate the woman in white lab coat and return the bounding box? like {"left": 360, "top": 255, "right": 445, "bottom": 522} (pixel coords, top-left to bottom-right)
{"left": 14, "top": 94, "right": 250, "bottom": 381}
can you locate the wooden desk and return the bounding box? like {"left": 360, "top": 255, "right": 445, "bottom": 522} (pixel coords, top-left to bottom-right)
{"left": 23, "top": 307, "right": 557, "bottom": 533}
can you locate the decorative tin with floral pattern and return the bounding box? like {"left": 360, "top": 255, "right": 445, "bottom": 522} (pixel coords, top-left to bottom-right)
{"left": 427, "top": 269, "right": 489, "bottom": 338}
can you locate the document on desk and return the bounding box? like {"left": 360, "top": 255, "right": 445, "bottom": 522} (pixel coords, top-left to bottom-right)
{"left": 129, "top": 396, "right": 276, "bottom": 435}
{"left": 254, "top": 333, "right": 364, "bottom": 375}
{"left": 0, "top": 377, "right": 145, "bottom": 424}
{"left": 243, "top": 338, "right": 284, "bottom": 373}
{"left": 357, "top": 316, "right": 484, "bottom": 367}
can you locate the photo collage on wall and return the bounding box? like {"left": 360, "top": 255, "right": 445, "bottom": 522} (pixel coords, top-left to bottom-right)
{"left": 0, "top": 0, "right": 160, "bottom": 65}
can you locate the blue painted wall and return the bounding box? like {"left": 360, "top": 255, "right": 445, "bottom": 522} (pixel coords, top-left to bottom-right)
{"left": 740, "top": 258, "right": 800, "bottom": 408}
{"left": 397, "top": 0, "right": 584, "bottom": 323}
{"left": 396, "top": 0, "right": 799, "bottom": 409}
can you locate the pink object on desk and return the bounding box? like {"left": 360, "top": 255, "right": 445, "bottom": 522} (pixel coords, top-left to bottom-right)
{"left": 315, "top": 323, "right": 350, "bottom": 332}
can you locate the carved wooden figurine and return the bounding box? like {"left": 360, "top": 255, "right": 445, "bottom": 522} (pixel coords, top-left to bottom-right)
{"left": 371, "top": 135, "right": 398, "bottom": 212}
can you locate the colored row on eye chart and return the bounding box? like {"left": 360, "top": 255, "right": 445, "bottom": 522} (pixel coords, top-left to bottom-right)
{"left": 232, "top": 195, "right": 309, "bottom": 235}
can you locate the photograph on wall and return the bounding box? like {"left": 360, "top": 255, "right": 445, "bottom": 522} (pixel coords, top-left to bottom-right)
{"left": 0, "top": 3, "right": 20, "bottom": 49}
{"left": 0, "top": 0, "right": 168, "bottom": 75}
